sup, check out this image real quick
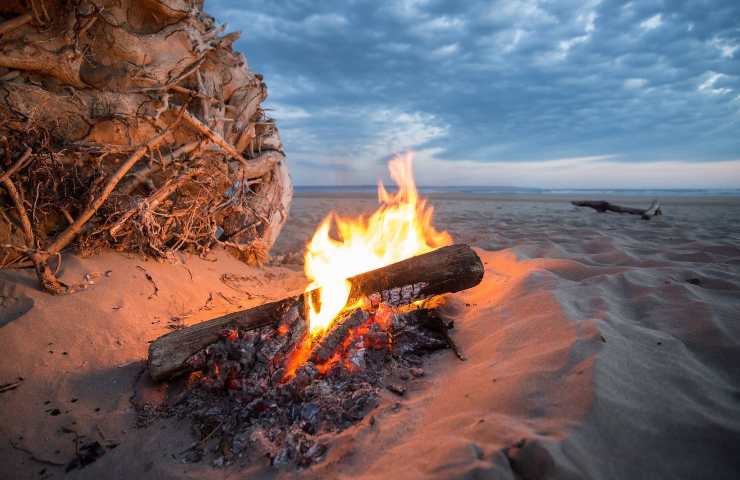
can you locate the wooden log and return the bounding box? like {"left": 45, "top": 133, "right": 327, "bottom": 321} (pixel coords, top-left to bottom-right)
{"left": 572, "top": 199, "right": 662, "bottom": 220}
{"left": 147, "top": 243, "right": 484, "bottom": 381}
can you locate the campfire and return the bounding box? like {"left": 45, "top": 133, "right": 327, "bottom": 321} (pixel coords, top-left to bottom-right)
{"left": 282, "top": 153, "right": 452, "bottom": 379}
{"left": 145, "top": 154, "right": 484, "bottom": 467}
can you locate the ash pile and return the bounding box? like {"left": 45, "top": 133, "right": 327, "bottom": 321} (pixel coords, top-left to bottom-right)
{"left": 153, "top": 297, "right": 459, "bottom": 469}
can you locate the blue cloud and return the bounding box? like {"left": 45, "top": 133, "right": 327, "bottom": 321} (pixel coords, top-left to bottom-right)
{"left": 209, "top": 0, "right": 740, "bottom": 186}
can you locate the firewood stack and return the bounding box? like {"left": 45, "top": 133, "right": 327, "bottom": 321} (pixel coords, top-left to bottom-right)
{"left": 0, "top": 0, "right": 292, "bottom": 293}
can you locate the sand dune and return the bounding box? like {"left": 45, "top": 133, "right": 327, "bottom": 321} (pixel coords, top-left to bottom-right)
{"left": 1, "top": 194, "right": 739, "bottom": 479}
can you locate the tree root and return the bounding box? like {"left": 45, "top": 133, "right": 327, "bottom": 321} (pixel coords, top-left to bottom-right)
{"left": 0, "top": 0, "right": 293, "bottom": 294}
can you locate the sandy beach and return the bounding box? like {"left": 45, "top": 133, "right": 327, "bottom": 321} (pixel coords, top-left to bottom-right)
{"left": 2, "top": 192, "right": 739, "bottom": 479}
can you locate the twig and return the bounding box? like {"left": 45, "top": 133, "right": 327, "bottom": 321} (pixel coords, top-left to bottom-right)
{"left": 46, "top": 128, "right": 173, "bottom": 255}
{"left": 176, "top": 419, "right": 225, "bottom": 456}
{"left": 0, "top": 13, "right": 33, "bottom": 37}
{"left": 0, "top": 147, "right": 33, "bottom": 183}
{"left": 196, "top": 70, "right": 210, "bottom": 127}
{"left": 118, "top": 141, "right": 201, "bottom": 196}
{"left": 217, "top": 291, "right": 238, "bottom": 305}
{"left": 137, "top": 265, "right": 159, "bottom": 299}
{"left": 180, "top": 110, "right": 250, "bottom": 166}
{"left": 169, "top": 85, "right": 222, "bottom": 105}
{"left": 9, "top": 440, "right": 66, "bottom": 467}
{"left": 1, "top": 177, "right": 34, "bottom": 248}
{"left": 0, "top": 380, "right": 23, "bottom": 393}
{"left": 110, "top": 166, "right": 204, "bottom": 237}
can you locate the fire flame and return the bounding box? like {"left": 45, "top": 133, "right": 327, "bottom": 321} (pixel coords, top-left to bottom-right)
{"left": 304, "top": 152, "right": 452, "bottom": 338}
{"left": 282, "top": 152, "right": 451, "bottom": 379}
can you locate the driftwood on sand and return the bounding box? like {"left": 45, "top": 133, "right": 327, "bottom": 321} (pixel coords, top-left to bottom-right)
{"left": 572, "top": 199, "right": 662, "bottom": 220}
{"left": 0, "top": 0, "right": 292, "bottom": 293}
{"left": 147, "top": 244, "right": 485, "bottom": 381}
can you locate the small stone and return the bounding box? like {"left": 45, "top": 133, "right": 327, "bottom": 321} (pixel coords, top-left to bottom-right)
{"left": 387, "top": 384, "right": 406, "bottom": 396}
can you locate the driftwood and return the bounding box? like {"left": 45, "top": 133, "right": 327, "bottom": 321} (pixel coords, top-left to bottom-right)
{"left": 572, "top": 199, "right": 662, "bottom": 220}
{"left": 0, "top": 1, "right": 292, "bottom": 292}
{"left": 148, "top": 244, "right": 485, "bottom": 381}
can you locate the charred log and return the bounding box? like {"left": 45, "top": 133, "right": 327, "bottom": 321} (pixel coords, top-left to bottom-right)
{"left": 309, "top": 309, "right": 370, "bottom": 365}
{"left": 148, "top": 244, "right": 484, "bottom": 381}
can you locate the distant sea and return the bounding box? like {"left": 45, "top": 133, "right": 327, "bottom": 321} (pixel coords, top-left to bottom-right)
{"left": 294, "top": 186, "right": 740, "bottom": 197}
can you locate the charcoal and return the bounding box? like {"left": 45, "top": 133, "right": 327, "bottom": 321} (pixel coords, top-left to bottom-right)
{"left": 145, "top": 301, "right": 452, "bottom": 470}
{"left": 347, "top": 346, "right": 367, "bottom": 371}
{"left": 391, "top": 311, "right": 449, "bottom": 356}
{"left": 303, "top": 442, "right": 327, "bottom": 464}
{"left": 310, "top": 309, "right": 369, "bottom": 364}
{"left": 343, "top": 387, "right": 378, "bottom": 421}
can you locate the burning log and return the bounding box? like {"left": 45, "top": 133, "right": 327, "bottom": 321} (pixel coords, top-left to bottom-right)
{"left": 572, "top": 199, "right": 662, "bottom": 219}
{"left": 308, "top": 309, "right": 370, "bottom": 365}
{"left": 148, "top": 243, "right": 484, "bottom": 381}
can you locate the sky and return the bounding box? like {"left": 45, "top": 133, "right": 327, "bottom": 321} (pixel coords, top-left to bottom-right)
{"left": 209, "top": 0, "right": 740, "bottom": 188}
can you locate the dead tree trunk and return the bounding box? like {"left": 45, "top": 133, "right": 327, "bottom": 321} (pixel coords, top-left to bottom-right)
{"left": 148, "top": 244, "right": 485, "bottom": 381}
{"left": 0, "top": 0, "right": 292, "bottom": 293}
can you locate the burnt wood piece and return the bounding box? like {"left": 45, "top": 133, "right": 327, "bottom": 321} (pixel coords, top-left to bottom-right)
{"left": 148, "top": 243, "right": 484, "bottom": 381}
{"left": 572, "top": 199, "right": 662, "bottom": 220}
{"left": 309, "top": 309, "right": 370, "bottom": 364}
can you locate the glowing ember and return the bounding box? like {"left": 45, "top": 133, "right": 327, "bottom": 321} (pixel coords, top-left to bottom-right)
{"left": 284, "top": 152, "right": 452, "bottom": 378}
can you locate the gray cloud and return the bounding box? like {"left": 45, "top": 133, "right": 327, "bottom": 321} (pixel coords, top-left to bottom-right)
{"left": 209, "top": 0, "right": 740, "bottom": 186}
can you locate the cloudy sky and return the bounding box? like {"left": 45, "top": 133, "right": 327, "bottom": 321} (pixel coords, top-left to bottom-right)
{"left": 210, "top": 0, "right": 740, "bottom": 188}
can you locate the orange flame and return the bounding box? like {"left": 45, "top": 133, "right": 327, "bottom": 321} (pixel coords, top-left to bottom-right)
{"left": 282, "top": 153, "right": 451, "bottom": 379}
{"left": 304, "top": 152, "right": 452, "bottom": 338}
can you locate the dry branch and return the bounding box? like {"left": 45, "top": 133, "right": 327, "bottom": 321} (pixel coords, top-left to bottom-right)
{"left": 0, "top": 13, "right": 33, "bottom": 37}
{"left": 180, "top": 109, "right": 246, "bottom": 159}
{"left": 0, "top": 147, "right": 32, "bottom": 183}
{"left": 147, "top": 244, "right": 484, "bottom": 381}
{"left": 1, "top": 177, "right": 33, "bottom": 248}
{"left": 46, "top": 128, "right": 173, "bottom": 256}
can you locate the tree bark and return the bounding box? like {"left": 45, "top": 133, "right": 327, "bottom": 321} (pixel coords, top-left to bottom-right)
{"left": 147, "top": 244, "right": 485, "bottom": 381}
{"left": 0, "top": 1, "right": 292, "bottom": 292}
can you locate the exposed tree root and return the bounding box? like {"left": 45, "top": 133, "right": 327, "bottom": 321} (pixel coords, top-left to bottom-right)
{"left": 0, "top": 1, "right": 292, "bottom": 293}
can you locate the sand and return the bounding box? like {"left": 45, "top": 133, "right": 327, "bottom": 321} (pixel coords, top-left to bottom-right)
{"left": 1, "top": 193, "right": 739, "bottom": 479}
